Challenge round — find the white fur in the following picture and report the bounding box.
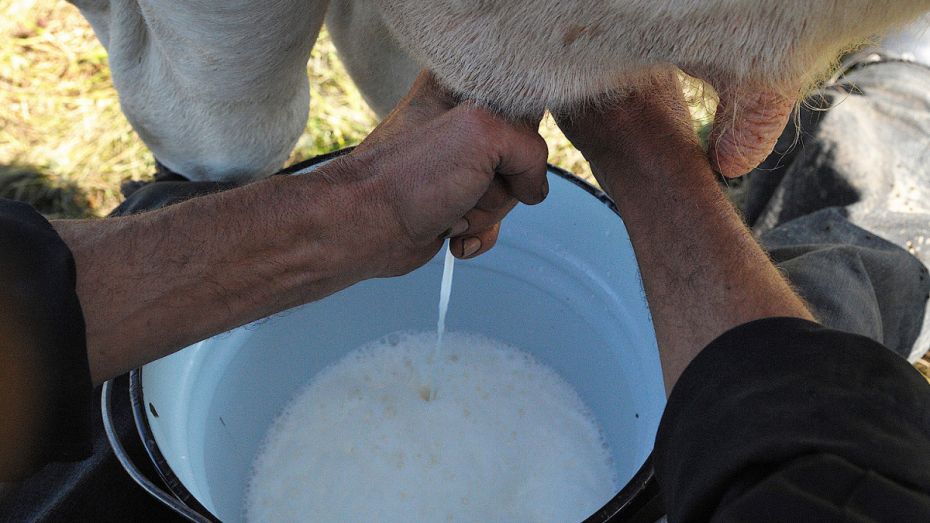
[71,1,930,181]
[371,0,930,117]
[70,0,324,182]
[326,0,422,116]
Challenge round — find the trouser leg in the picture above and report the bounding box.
[743,61,930,361]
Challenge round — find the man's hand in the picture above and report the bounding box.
[322,71,549,277]
[51,71,548,385]
[555,68,813,393]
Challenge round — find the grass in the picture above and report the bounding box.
[2,0,140,216]
[0,0,594,218]
[3,0,929,380]
[0,1,715,215]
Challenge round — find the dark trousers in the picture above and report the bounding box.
[743,61,930,361]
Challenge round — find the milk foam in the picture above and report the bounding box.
[245,331,618,522]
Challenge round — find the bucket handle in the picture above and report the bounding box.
[105,375,665,523]
[584,452,666,523]
[101,380,213,523]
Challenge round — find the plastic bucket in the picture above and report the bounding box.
[115,155,666,522]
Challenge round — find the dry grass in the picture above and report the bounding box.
[0,0,593,217]
[0,0,381,216]
[0,1,713,214]
[1,0,142,216]
[3,0,929,379]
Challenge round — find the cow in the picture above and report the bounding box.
[71,1,930,181]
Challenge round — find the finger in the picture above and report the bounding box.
[487,120,550,205]
[451,222,501,259]
[709,89,794,178]
[439,179,515,240]
[401,71,460,120]
[435,106,549,208]
[475,177,517,213]
[357,71,461,154]
[459,198,517,236]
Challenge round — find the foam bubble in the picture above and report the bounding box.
[245,331,618,522]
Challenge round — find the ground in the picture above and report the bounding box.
[0,0,597,218]
[2,0,930,381]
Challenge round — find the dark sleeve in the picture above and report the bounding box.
[0,199,92,480]
[655,317,930,522]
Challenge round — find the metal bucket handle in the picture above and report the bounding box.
[101,379,217,523]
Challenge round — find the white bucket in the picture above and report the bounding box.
[123,158,666,522]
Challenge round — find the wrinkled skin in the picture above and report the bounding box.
[372,0,930,176]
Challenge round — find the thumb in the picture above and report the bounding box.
[709,89,795,178]
[399,71,461,122]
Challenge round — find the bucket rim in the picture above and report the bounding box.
[123,148,664,523]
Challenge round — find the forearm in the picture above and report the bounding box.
[592,154,814,393]
[52,173,373,385]
[44,74,549,387]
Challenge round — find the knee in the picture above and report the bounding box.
[129,80,311,182]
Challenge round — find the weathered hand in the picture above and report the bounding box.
[556,68,813,391]
[320,71,549,277]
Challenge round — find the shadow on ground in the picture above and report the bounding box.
[0,163,94,219]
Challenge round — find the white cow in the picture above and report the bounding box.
[70,0,930,181]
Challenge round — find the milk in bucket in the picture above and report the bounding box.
[245,244,619,522]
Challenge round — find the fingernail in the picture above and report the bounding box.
[451,218,469,237]
[462,237,481,257]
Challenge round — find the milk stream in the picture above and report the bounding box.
[427,239,456,401]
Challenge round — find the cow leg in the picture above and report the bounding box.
[68,0,326,182]
[326,0,421,118]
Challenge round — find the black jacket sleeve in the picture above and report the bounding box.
[0,199,92,480]
[655,317,930,522]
